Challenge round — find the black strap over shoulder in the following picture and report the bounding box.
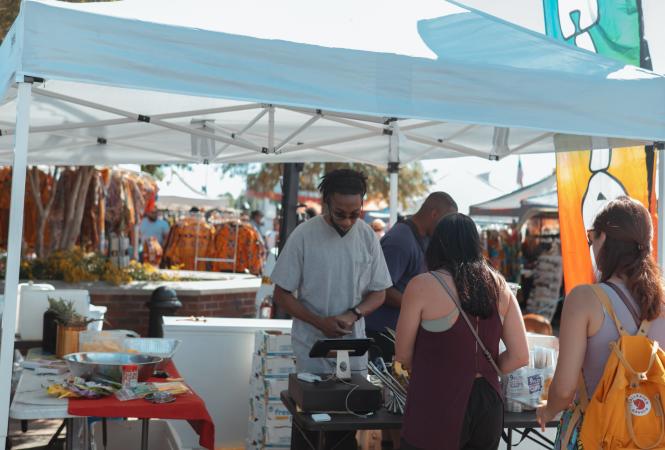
[604,281,640,328]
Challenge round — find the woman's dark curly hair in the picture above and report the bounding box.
[426,213,504,318]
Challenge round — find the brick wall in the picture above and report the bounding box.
[90,290,257,336]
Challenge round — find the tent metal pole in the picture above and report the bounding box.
[399,121,444,131]
[274,115,320,152]
[268,106,275,152]
[658,145,665,269]
[213,108,268,156]
[279,130,380,153]
[0,81,32,450]
[32,87,262,152]
[403,131,486,158]
[388,123,399,227]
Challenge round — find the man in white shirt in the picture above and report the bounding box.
[271,169,392,374]
[272,169,392,449]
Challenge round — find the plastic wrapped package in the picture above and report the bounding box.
[502,339,558,412]
[78,330,138,352]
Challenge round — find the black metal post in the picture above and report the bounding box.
[146,287,182,337]
[274,163,303,319]
[278,163,303,253]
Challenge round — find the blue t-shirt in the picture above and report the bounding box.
[139,218,170,246]
[365,221,428,332]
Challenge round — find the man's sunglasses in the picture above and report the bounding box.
[586,229,595,247]
[331,209,362,221]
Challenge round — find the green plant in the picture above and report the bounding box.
[47,297,99,328]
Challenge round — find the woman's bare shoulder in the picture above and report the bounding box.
[563,284,597,311]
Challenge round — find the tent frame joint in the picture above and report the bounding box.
[137,114,151,123]
[22,75,44,84]
[387,162,400,173]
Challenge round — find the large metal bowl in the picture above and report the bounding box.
[123,338,181,370]
[63,352,162,382]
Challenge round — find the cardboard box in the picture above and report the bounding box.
[264,425,292,447]
[261,355,296,376]
[252,399,292,423]
[255,330,293,355]
[264,377,289,400]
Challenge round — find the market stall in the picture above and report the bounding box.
[11,349,214,449]
[470,175,564,320]
[1,0,664,448]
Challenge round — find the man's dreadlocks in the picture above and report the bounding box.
[317,169,368,202]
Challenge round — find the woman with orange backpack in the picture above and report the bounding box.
[537,196,665,449]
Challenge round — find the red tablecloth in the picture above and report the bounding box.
[68,361,214,450]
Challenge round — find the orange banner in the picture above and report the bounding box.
[556,147,657,293]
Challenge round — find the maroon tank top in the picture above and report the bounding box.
[401,299,503,449]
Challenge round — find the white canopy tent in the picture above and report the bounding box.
[1,0,665,446]
[156,169,230,210]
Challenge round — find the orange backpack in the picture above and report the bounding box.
[570,285,665,449]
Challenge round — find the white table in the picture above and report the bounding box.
[10,368,88,450]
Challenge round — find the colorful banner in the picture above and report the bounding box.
[544,0,656,292]
[556,148,656,290]
[543,0,641,64]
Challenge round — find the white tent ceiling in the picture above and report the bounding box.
[0,0,663,167]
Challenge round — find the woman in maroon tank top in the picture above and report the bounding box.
[396,213,529,450]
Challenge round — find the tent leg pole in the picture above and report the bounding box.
[0,80,32,450]
[389,170,399,227]
[658,146,665,269]
[388,123,400,228]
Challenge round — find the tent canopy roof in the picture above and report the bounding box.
[469,173,557,218]
[0,0,663,166]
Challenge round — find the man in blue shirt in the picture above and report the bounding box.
[139,209,170,247]
[366,192,457,362]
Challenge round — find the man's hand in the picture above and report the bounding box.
[334,311,358,331]
[317,315,353,338]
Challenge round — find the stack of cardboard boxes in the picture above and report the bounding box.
[247,331,296,450]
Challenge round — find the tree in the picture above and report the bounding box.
[27,166,59,257]
[0,1,20,42]
[227,162,431,209]
[1,1,113,42]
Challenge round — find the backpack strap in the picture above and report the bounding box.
[560,376,589,448]
[590,284,630,337]
[604,281,651,337]
[610,340,661,384]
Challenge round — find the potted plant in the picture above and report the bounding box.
[48,297,99,358]
[42,298,64,354]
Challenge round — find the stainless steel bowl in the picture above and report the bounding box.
[63,352,162,382]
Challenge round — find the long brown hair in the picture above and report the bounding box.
[592,196,664,321]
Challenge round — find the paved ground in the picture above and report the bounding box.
[8,418,557,449]
[7,419,64,450]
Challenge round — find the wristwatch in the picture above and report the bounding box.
[349,306,363,320]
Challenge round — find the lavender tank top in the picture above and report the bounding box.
[583,282,665,396]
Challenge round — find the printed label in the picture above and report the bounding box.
[527,375,543,394]
[628,393,651,416]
